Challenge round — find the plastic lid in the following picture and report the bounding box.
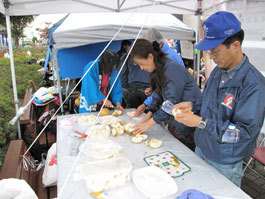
[80,136,122,159]
[79,157,132,176]
[133,166,178,198]
[77,157,132,192]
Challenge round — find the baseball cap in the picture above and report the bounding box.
[196,11,241,51]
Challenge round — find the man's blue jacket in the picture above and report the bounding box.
[195,57,265,164]
[79,60,123,113]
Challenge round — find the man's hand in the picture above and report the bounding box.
[174,113,202,127]
[173,101,192,112]
[135,104,146,117]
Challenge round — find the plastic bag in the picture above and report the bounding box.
[42,143,57,187]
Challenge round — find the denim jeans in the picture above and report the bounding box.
[195,147,243,187]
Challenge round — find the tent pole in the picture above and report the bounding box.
[196,15,201,85]
[196,0,202,85]
[5,15,22,139]
[54,50,64,114]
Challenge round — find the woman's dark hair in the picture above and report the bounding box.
[130,39,166,96]
[99,50,119,75]
[222,29,244,48]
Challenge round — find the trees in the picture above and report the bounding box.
[0,14,35,47]
[37,22,51,40]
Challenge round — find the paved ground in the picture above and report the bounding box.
[241,159,265,199]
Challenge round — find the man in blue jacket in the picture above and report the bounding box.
[173,11,265,187]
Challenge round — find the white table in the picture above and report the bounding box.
[57,109,251,199]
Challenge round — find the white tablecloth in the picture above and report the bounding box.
[57,109,251,199]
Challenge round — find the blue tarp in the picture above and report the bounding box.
[44,14,69,78]
[57,40,121,79]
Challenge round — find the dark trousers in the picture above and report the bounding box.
[123,85,148,108]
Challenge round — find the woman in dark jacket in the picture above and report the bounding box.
[131,39,201,150]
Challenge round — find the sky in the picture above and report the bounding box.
[23,14,67,41]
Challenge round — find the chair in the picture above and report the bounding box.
[243,136,265,180]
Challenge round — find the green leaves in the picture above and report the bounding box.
[0,46,45,166]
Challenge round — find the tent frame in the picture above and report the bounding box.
[5,12,22,139]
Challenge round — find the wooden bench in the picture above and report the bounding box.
[0,140,57,199]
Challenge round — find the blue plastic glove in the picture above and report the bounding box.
[176,189,214,199]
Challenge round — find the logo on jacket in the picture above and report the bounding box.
[221,94,234,109]
[79,96,91,111]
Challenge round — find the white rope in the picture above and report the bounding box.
[22,155,36,171]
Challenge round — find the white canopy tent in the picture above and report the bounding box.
[0,0,198,15]
[53,13,195,50]
[51,12,195,82]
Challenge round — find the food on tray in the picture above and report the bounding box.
[130,134,148,143]
[75,157,132,192]
[110,122,125,136]
[146,138,162,148]
[100,116,121,125]
[172,108,193,116]
[86,125,110,138]
[100,108,110,116]
[127,111,135,118]
[112,109,123,117]
[110,122,123,129]
[124,123,135,134]
[111,127,124,136]
[78,115,97,126]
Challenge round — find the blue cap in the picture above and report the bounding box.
[196,11,241,51]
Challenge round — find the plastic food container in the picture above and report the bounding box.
[85,124,110,138]
[133,166,178,199]
[79,136,122,159]
[99,115,121,126]
[75,157,132,192]
[78,115,97,126]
